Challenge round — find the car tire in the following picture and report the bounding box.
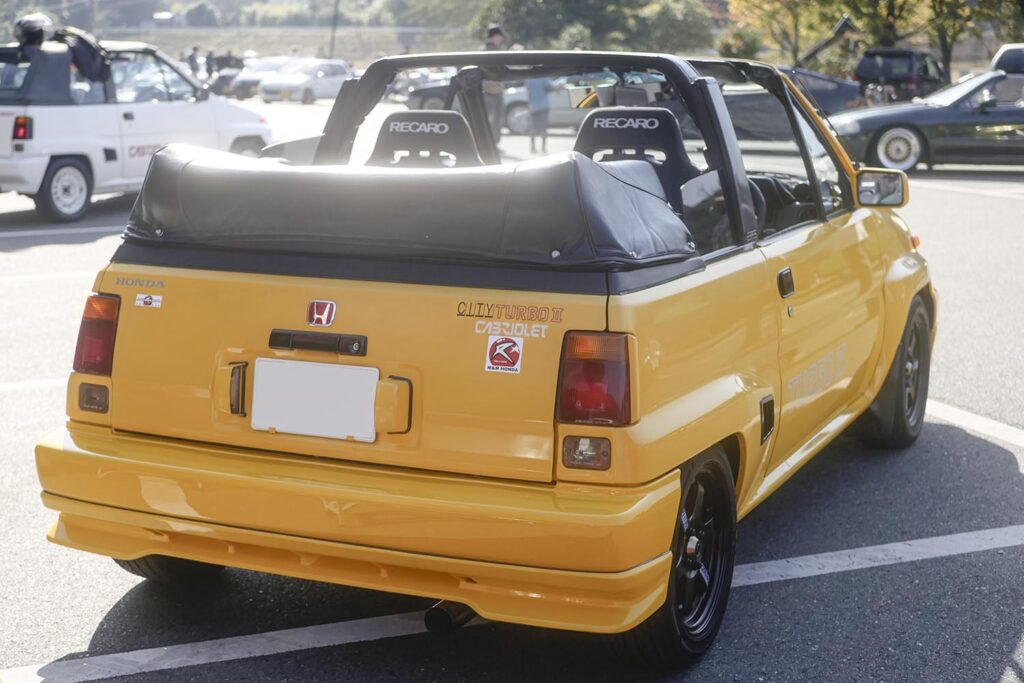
[614,445,737,669]
[505,103,531,136]
[33,157,92,222]
[302,89,316,105]
[872,127,924,171]
[114,556,225,584]
[230,138,264,158]
[857,296,932,449]
[421,96,445,110]
[262,97,272,104]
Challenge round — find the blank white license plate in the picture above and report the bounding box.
[250,358,379,443]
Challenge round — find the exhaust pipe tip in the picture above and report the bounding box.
[424,600,475,635]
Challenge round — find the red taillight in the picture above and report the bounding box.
[557,332,630,426]
[13,115,32,140]
[73,295,120,376]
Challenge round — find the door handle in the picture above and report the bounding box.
[777,267,795,298]
[122,111,134,121]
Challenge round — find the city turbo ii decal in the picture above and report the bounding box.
[389,121,450,134]
[593,117,660,130]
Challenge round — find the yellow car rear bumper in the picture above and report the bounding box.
[36,424,679,633]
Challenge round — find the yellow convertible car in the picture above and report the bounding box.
[36,51,934,669]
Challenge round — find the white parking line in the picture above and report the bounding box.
[0,377,65,393]
[0,270,94,284]
[732,523,1024,587]
[928,399,1024,451]
[0,225,122,240]
[911,180,1024,201]
[0,611,444,683]
[3,522,1024,682]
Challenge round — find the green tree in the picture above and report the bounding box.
[928,0,973,78]
[186,2,221,27]
[976,0,1024,43]
[475,0,646,49]
[718,23,763,59]
[832,0,923,48]
[630,0,714,54]
[730,0,827,64]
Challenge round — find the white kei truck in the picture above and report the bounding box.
[0,33,272,222]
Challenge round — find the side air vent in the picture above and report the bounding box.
[760,395,775,443]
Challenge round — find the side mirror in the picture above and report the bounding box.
[195,85,211,102]
[856,168,908,208]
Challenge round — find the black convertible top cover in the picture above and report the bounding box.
[126,145,697,269]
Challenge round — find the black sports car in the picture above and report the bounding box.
[778,66,866,115]
[831,70,1024,170]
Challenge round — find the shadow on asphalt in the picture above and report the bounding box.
[0,194,133,251]
[33,421,1024,682]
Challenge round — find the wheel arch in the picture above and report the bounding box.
[44,153,94,184]
[229,135,267,154]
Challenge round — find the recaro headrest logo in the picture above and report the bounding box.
[389,121,450,134]
[593,117,661,130]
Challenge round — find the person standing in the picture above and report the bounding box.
[526,76,552,154]
[186,46,200,76]
[480,25,507,145]
[205,50,216,78]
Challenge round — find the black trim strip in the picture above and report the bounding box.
[269,329,367,356]
[111,242,703,296]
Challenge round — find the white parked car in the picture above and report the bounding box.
[0,39,273,222]
[258,59,353,104]
[230,56,294,99]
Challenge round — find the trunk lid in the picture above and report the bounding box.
[101,263,606,483]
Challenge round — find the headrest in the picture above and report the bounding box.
[573,107,700,213]
[367,110,483,168]
[574,107,688,159]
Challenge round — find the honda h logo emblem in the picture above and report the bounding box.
[307,300,336,327]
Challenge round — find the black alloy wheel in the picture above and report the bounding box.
[903,311,927,428]
[674,464,732,641]
[616,446,737,669]
[856,295,931,448]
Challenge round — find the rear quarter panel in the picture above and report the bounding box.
[586,249,780,514]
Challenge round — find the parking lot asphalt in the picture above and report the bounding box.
[1,101,1023,682]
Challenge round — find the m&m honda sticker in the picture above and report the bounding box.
[485,336,523,374]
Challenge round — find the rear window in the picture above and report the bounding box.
[856,54,913,79]
[994,49,1024,74]
[0,59,29,90]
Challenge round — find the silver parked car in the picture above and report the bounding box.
[259,59,354,104]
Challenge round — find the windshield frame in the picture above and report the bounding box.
[924,72,1001,107]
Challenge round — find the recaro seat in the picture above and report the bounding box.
[367,110,483,168]
[573,107,700,212]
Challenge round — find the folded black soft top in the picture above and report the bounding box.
[126,145,697,269]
